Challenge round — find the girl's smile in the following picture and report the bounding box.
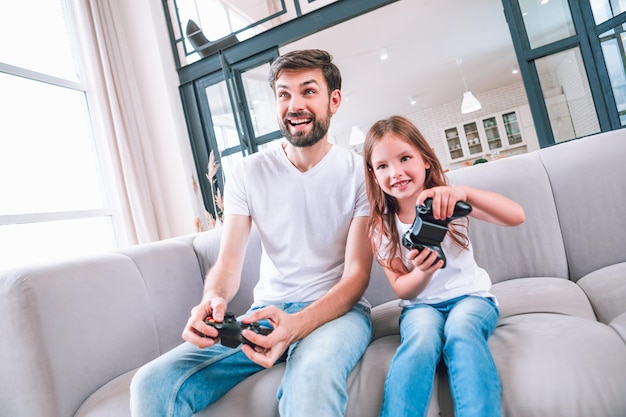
[391,179,411,191]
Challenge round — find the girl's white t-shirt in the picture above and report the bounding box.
[224,141,370,307]
[382,216,495,307]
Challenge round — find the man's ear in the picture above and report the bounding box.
[329,89,342,115]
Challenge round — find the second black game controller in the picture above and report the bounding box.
[204,312,273,348]
[402,198,472,268]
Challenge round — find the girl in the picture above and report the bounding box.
[362,116,525,417]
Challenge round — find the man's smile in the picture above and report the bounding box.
[288,117,312,126]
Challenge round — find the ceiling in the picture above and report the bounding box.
[280,0,522,138]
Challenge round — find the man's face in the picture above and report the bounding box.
[274,68,341,147]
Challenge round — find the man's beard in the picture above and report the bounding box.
[279,109,331,148]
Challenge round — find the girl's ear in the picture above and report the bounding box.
[368,167,379,184]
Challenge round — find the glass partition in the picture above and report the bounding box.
[240,62,278,137]
[165,0,340,67]
[519,0,576,49]
[599,24,626,124]
[591,0,626,24]
[535,48,600,142]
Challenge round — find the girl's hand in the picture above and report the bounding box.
[407,247,443,273]
[418,185,525,226]
[417,186,467,221]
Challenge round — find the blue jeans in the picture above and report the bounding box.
[379,295,501,417]
[130,303,372,417]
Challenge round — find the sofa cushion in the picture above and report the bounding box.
[611,312,626,343]
[370,299,401,340]
[77,334,442,417]
[491,277,596,320]
[75,370,136,417]
[491,313,626,417]
[577,262,626,324]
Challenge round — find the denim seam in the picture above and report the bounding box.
[165,347,243,416]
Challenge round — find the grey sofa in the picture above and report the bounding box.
[2,129,626,417]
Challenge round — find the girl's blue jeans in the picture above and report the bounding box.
[130,302,372,417]
[379,295,501,417]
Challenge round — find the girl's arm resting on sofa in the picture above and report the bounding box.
[418,185,525,227]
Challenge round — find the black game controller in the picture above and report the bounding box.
[402,198,472,268]
[204,312,273,349]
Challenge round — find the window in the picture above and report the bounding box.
[0,0,118,269]
[504,0,624,146]
[166,0,341,67]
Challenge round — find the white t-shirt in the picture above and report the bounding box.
[381,216,495,307]
[223,141,370,307]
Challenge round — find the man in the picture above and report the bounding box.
[130,49,373,417]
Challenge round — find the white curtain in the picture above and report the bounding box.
[86,0,167,244]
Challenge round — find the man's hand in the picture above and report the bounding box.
[181,297,228,348]
[239,305,297,368]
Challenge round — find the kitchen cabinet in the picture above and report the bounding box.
[444,109,525,162]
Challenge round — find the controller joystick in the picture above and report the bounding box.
[204,312,273,349]
[402,198,472,268]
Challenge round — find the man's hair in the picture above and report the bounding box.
[268,49,342,94]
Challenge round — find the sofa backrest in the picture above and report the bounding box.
[197,129,626,310]
[448,128,626,283]
[539,129,626,280]
[192,225,262,315]
[446,149,569,283]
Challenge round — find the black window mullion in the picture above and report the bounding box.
[569,0,619,130]
[502,0,556,146]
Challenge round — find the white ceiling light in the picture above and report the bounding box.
[461,91,482,114]
[456,58,482,114]
[349,125,366,146]
[379,47,388,61]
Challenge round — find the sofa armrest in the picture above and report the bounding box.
[0,271,58,416]
[0,253,160,417]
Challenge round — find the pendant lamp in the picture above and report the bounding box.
[456,58,482,114]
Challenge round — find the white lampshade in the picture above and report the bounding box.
[461,91,482,114]
[349,125,366,146]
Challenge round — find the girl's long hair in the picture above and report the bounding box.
[362,116,469,273]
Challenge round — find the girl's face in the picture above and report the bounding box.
[369,133,431,205]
